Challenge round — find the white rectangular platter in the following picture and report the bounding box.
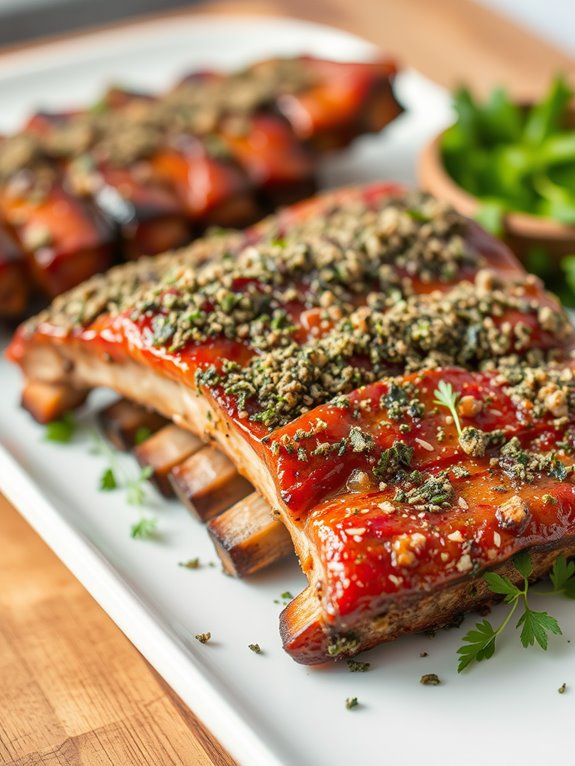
[1,16,574,766]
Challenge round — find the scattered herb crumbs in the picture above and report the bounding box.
[249,643,262,654]
[281,591,293,601]
[347,660,370,672]
[126,466,153,506]
[420,673,441,686]
[179,558,200,569]
[134,426,152,445]
[373,440,414,479]
[195,632,211,644]
[44,412,76,443]
[345,697,359,710]
[327,635,360,657]
[419,651,429,658]
[558,683,567,694]
[99,467,117,491]
[130,517,158,540]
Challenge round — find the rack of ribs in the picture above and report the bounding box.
[8,183,575,664]
[0,56,401,318]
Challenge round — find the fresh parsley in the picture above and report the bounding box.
[248,643,263,654]
[442,76,575,305]
[44,412,76,443]
[92,431,154,522]
[99,467,118,491]
[549,554,575,597]
[433,380,462,436]
[126,466,153,506]
[345,697,359,710]
[457,552,571,672]
[179,558,201,569]
[130,516,158,540]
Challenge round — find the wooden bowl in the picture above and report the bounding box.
[418,130,575,261]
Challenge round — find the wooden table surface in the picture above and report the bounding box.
[1,2,573,765]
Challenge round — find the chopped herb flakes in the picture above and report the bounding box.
[347,660,371,672]
[210,277,573,430]
[248,643,263,654]
[179,558,200,569]
[195,632,211,644]
[420,673,441,685]
[394,471,454,512]
[373,440,414,480]
[327,635,359,657]
[558,683,567,694]
[349,427,374,453]
[496,437,574,483]
[345,697,359,710]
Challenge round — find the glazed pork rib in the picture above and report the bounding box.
[0,55,401,317]
[9,183,575,664]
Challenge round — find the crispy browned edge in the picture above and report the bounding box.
[280,539,575,664]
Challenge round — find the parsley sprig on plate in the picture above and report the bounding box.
[457,551,575,672]
[45,415,157,537]
[91,430,154,508]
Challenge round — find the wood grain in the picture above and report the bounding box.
[0,1,573,764]
[0,496,235,766]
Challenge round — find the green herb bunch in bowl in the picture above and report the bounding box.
[418,75,575,305]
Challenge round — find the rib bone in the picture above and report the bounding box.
[169,447,252,521]
[207,492,293,576]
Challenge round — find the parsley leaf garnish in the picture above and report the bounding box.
[433,380,462,436]
[457,552,568,672]
[126,466,153,506]
[130,517,158,539]
[457,620,497,672]
[99,467,118,491]
[44,412,76,443]
[549,554,575,597]
[516,609,561,650]
[92,431,154,523]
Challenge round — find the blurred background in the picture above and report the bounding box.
[0,0,194,45]
[0,0,573,52]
